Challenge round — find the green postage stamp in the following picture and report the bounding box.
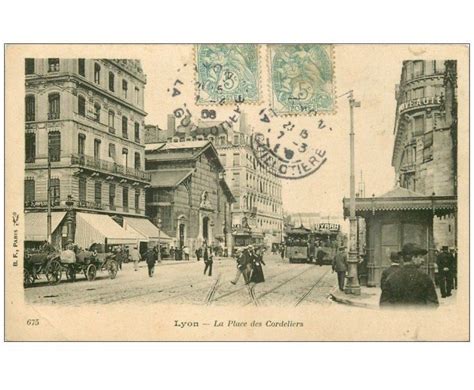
[195,44,260,105]
[269,44,335,115]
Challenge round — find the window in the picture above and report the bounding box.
[79,177,87,202]
[233,134,240,145]
[135,189,140,211]
[134,152,141,170]
[108,143,116,160]
[94,63,101,84]
[94,139,101,160]
[122,116,128,138]
[413,87,424,99]
[94,103,101,122]
[48,131,61,162]
[122,80,128,98]
[134,122,140,143]
[78,58,85,76]
[413,61,424,77]
[78,95,86,116]
[123,186,129,209]
[78,133,86,155]
[233,153,240,166]
[25,133,36,163]
[108,110,115,132]
[50,178,60,206]
[48,58,60,72]
[108,72,115,92]
[48,93,60,120]
[219,154,226,166]
[423,131,433,162]
[413,115,425,136]
[25,59,34,75]
[122,148,128,167]
[406,62,414,80]
[109,183,116,208]
[134,87,140,105]
[24,179,35,204]
[233,172,240,187]
[94,181,102,205]
[25,95,35,121]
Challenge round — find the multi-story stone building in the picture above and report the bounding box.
[24,58,156,249]
[145,141,234,256]
[145,113,284,247]
[392,60,457,247]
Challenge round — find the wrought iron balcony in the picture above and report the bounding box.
[71,153,151,182]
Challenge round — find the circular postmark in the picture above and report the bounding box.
[250,118,328,180]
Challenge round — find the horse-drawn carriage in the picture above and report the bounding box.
[24,243,119,287]
[23,244,62,287]
[59,243,119,282]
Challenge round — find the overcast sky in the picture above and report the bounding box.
[140,45,459,217]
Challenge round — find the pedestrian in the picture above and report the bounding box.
[115,246,126,270]
[195,246,202,262]
[437,246,455,298]
[203,243,213,277]
[183,245,190,261]
[145,248,157,277]
[380,243,438,307]
[129,245,141,271]
[249,246,266,284]
[279,243,285,260]
[380,251,402,290]
[316,247,326,266]
[231,246,252,285]
[332,246,348,291]
[450,248,457,290]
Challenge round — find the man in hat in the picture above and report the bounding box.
[437,246,455,298]
[380,243,438,307]
[129,245,141,272]
[332,246,348,291]
[380,251,402,291]
[230,245,253,285]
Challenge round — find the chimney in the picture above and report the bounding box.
[167,114,176,133]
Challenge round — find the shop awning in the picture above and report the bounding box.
[75,212,140,248]
[24,211,66,241]
[123,217,173,242]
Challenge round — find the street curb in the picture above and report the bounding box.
[329,291,379,310]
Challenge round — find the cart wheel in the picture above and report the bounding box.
[66,265,76,282]
[24,269,34,288]
[46,260,62,285]
[86,264,97,281]
[108,260,118,280]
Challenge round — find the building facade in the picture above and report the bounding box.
[145,141,234,256]
[392,60,457,248]
[145,113,284,247]
[24,58,152,249]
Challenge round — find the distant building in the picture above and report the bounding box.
[145,141,234,255]
[392,60,457,248]
[146,112,284,247]
[24,58,155,249]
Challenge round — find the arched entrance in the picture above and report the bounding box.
[203,216,209,243]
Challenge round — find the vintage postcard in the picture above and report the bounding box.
[4,44,469,341]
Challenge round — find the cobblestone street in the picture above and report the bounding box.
[25,254,336,306]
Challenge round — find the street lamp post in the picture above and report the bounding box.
[345,92,361,295]
[156,218,162,262]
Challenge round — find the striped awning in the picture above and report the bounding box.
[75,212,140,248]
[24,211,66,241]
[123,217,173,242]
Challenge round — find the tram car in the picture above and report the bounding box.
[312,223,342,265]
[285,226,311,263]
[232,229,265,256]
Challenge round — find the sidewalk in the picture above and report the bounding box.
[330,286,458,309]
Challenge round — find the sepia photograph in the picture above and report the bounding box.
[4,44,469,341]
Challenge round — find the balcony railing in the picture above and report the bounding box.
[77,200,103,210]
[71,153,151,181]
[48,112,60,120]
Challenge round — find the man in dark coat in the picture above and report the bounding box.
[145,248,157,277]
[380,243,438,307]
[380,251,401,290]
[203,244,213,277]
[231,247,252,285]
[195,247,202,262]
[332,246,347,291]
[437,246,455,298]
